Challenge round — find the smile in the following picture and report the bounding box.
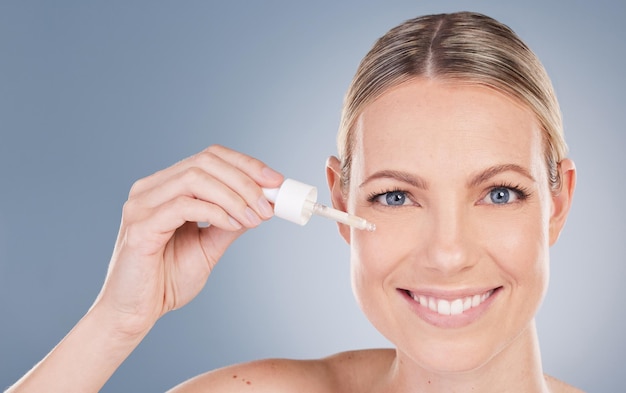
[406,289,496,316]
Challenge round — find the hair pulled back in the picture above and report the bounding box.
[338,12,567,193]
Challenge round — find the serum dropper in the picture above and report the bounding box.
[262,178,376,231]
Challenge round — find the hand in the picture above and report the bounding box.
[93,145,283,338]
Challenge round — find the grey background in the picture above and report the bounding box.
[1,1,624,392]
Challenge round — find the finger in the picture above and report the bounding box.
[131,154,279,222]
[124,196,244,257]
[197,224,246,271]
[129,145,283,198]
[205,144,283,187]
[130,164,274,226]
[185,153,276,220]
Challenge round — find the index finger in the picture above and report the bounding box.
[130,145,284,198]
[206,145,284,187]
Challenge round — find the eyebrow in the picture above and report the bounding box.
[467,164,535,188]
[359,170,429,190]
[359,164,535,190]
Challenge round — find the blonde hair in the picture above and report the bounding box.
[338,12,567,193]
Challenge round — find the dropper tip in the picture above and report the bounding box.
[365,222,376,232]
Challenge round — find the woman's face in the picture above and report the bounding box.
[329,78,573,372]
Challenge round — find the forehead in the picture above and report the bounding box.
[353,79,544,180]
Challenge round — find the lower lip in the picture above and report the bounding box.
[399,287,501,329]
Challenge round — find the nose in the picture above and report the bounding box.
[423,203,477,275]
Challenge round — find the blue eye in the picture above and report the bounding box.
[485,187,520,205]
[376,190,410,206]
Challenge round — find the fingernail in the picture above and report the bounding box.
[257,196,274,218]
[229,216,242,229]
[245,207,262,226]
[262,166,282,182]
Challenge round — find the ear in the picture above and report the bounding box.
[326,156,351,244]
[549,158,576,245]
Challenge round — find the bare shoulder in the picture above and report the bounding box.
[166,357,330,393]
[545,374,586,393]
[167,349,395,393]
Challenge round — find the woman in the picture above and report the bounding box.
[8,11,582,392]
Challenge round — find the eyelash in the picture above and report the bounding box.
[366,188,413,206]
[488,182,532,202]
[366,183,532,206]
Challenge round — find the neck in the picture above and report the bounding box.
[379,320,549,393]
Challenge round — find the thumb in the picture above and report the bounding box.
[198,225,248,270]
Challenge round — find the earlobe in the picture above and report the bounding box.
[326,156,351,244]
[549,158,577,245]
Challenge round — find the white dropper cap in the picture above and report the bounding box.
[262,178,376,231]
[262,178,317,225]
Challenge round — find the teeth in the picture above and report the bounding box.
[450,299,463,315]
[437,299,451,315]
[410,289,494,316]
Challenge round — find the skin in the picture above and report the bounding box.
[7,79,581,393]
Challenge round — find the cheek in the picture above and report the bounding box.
[349,221,417,309]
[350,231,388,299]
[483,207,551,293]
[350,219,415,276]
[349,228,401,337]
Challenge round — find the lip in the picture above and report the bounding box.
[398,286,503,329]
